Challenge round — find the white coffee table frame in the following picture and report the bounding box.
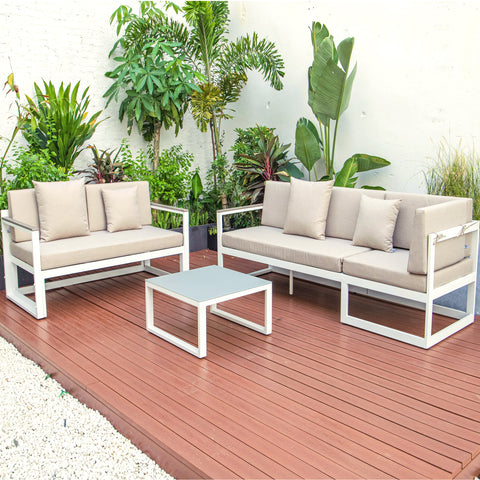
[145,266,272,358]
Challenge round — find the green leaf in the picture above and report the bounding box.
[310,22,330,53]
[334,157,358,187]
[191,171,203,199]
[294,118,322,173]
[348,153,390,172]
[337,37,354,72]
[309,56,345,121]
[283,162,304,180]
[361,185,386,190]
[339,63,357,117]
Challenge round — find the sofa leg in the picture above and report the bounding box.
[423,297,434,348]
[34,277,47,319]
[289,270,294,295]
[340,282,349,323]
[180,250,189,272]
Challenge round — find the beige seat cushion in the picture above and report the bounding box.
[222,225,371,273]
[261,180,291,229]
[352,196,401,252]
[102,185,141,233]
[10,226,183,270]
[343,248,473,293]
[325,187,385,240]
[34,179,89,241]
[283,178,334,240]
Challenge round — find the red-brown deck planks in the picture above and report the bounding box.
[1,249,479,479]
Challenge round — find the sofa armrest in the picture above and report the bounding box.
[150,203,188,215]
[216,205,263,247]
[217,204,263,217]
[433,220,479,244]
[408,199,473,275]
[216,204,263,235]
[150,203,189,248]
[1,215,39,233]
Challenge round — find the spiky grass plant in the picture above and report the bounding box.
[425,139,480,220]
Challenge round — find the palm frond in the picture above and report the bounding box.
[220,33,285,90]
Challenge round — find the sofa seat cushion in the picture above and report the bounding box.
[10,226,183,271]
[222,226,371,272]
[342,248,473,293]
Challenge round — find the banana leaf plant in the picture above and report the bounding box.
[235,130,302,203]
[295,22,390,188]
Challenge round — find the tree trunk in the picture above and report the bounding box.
[153,122,161,171]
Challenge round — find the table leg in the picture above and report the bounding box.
[146,285,207,358]
[197,305,207,358]
[210,285,272,335]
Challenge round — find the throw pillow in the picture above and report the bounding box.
[34,179,89,242]
[102,186,141,232]
[352,195,401,252]
[283,178,334,240]
[261,181,291,229]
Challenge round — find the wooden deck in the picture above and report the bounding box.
[1,250,480,479]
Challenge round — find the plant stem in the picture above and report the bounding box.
[209,119,217,189]
[331,118,340,174]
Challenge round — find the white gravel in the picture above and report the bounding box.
[0,336,175,480]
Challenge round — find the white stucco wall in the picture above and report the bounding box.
[1,0,479,193]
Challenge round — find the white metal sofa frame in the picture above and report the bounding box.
[217,205,479,349]
[1,203,189,320]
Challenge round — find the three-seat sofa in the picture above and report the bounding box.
[217,179,478,348]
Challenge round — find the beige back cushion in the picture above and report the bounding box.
[86,181,151,231]
[325,187,385,240]
[261,181,291,229]
[7,189,39,242]
[34,179,89,241]
[407,197,472,275]
[385,191,454,249]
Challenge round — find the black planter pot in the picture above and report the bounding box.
[207,232,217,251]
[173,223,216,252]
[0,255,34,291]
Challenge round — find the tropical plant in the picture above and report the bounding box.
[424,139,480,220]
[105,1,203,170]
[181,1,285,195]
[21,80,103,171]
[235,130,301,203]
[120,140,194,228]
[75,146,125,184]
[0,147,70,211]
[231,125,276,164]
[183,170,209,226]
[294,22,389,188]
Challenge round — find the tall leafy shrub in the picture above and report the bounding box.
[105,2,202,171]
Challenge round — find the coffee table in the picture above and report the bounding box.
[145,265,272,358]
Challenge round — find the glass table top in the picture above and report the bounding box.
[146,265,271,303]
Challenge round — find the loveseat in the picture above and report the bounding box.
[1,179,189,319]
[217,178,479,348]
